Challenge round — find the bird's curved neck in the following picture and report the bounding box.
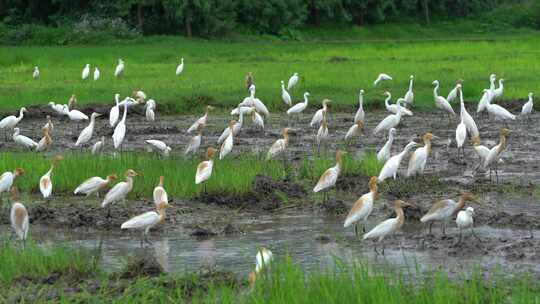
[408,78,413,91]
[395,207,405,228]
[303,95,309,104]
[283,132,289,143]
[384,95,391,107]
[359,94,363,109]
[158,208,166,223]
[455,196,466,214]
[18,109,25,119]
[126,176,134,188]
[238,112,244,124]
[424,139,432,155]
[122,105,128,121]
[497,134,508,153]
[433,84,439,97]
[336,155,343,171]
[370,184,378,200]
[388,132,394,143]
[115,96,119,105]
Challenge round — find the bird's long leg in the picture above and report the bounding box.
[455,228,462,245]
[140,231,144,247]
[381,241,386,255]
[429,222,433,235]
[495,164,499,184]
[354,224,358,238]
[471,227,481,242]
[363,222,366,233]
[442,222,446,236]
[373,243,379,255]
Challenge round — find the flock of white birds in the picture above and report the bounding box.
[5,58,536,261]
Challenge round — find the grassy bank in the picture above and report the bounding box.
[0,151,379,199]
[0,25,538,114]
[1,242,538,302]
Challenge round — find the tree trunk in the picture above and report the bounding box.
[422,0,430,24]
[185,17,192,38]
[137,3,143,30]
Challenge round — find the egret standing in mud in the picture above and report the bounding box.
[344,177,378,236]
[521,92,533,123]
[344,121,364,146]
[420,192,476,235]
[102,169,138,217]
[75,112,101,147]
[196,147,217,193]
[363,200,413,255]
[373,98,403,135]
[13,128,38,150]
[313,150,346,203]
[377,128,396,163]
[310,99,331,128]
[39,155,63,199]
[403,75,415,106]
[185,124,203,156]
[407,133,436,177]
[113,103,128,150]
[316,112,329,155]
[220,121,235,159]
[121,201,168,246]
[92,136,105,155]
[0,107,27,140]
[455,207,480,244]
[446,79,463,103]
[483,128,511,183]
[74,174,117,197]
[248,247,273,286]
[354,89,365,125]
[384,92,412,116]
[10,187,29,245]
[287,92,310,124]
[281,80,291,107]
[110,94,120,127]
[188,106,213,133]
[432,80,455,121]
[457,85,479,139]
[378,141,417,182]
[36,127,52,152]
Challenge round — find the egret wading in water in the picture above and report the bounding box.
[521,92,534,124]
[378,141,418,182]
[102,169,138,218]
[10,187,29,246]
[121,201,169,246]
[74,174,117,197]
[196,147,217,193]
[420,192,476,235]
[313,150,346,203]
[363,200,414,255]
[455,207,480,245]
[407,132,437,177]
[344,176,378,237]
[248,247,273,286]
[39,155,63,199]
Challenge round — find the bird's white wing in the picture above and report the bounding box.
[313,167,338,192]
[121,211,159,229]
[217,127,230,144]
[0,173,13,192]
[373,115,396,134]
[267,139,285,159]
[456,123,467,147]
[196,161,213,184]
[220,135,233,159]
[363,218,397,240]
[113,123,126,148]
[75,177,104,194]
[102,182,128,207]
[76,126,93,146]
[407,148,426,176]
[287,103,305,115]
[310,109,323,127]
[378,156,399,181]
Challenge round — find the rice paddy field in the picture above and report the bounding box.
[0,25,539,113]
[2,23,540,302]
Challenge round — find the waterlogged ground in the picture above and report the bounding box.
[1,102,539,277]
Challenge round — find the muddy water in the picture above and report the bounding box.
[5,197,539,278]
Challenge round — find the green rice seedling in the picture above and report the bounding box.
[0,152,286,199]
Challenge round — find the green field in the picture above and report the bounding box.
[1,25,538,114]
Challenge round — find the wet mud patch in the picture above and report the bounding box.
[319,198,348,215]
[119,254,164,278]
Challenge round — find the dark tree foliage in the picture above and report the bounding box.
[0,0,536,37]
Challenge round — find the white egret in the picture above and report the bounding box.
[188,106,213,133]
[92,136,105,155]
[82,64,90,80]
[196,147,217,191]
[344,176,378,236]
[153,176,168,207]
[114,59,124,78]
[32,66,39,79]
[377,128,396,163]
[185,125,203,155]
[146,139,172,157]
[49,102,65,116]
[384,92,412,116]
[218,111,244,144]
[75,112,101,147]
[354,89,365,124]
[483,128,511,182]
[219,121,235,159]
[455,207,479,244]
[102,169,138,216]
[113,103,128,150]
[492,79,504,101]
[363,200,413,254]
[432,80,455,118]
[313,150,346,202]
[378,141,417,182]
[521,92,533,121]
[12,128,38,149]
[110,94,120,127]
[420,192,476,235]
[145,99,156,122]
[281,80,292,106]
[39,155,63,198]
[93,67,100,80]
[373,99,403,135]
[407,133,436,177]
[373,73,392,86]
[248,247,274,285]
[0,168,24,194]
[74,174,117,197]
[121,202,168,246]
[0,107,27,139]
[10,187,29,243]
[447,80,463,103]
[310,99,331,128]
[251,109,265,129]
[267,128,290,160]
[287,92,309,120]
[403,75,414,105]
[344,121,364,144]
[457,85,479,139]
[287,73,299,90]
[176,58,184,76]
